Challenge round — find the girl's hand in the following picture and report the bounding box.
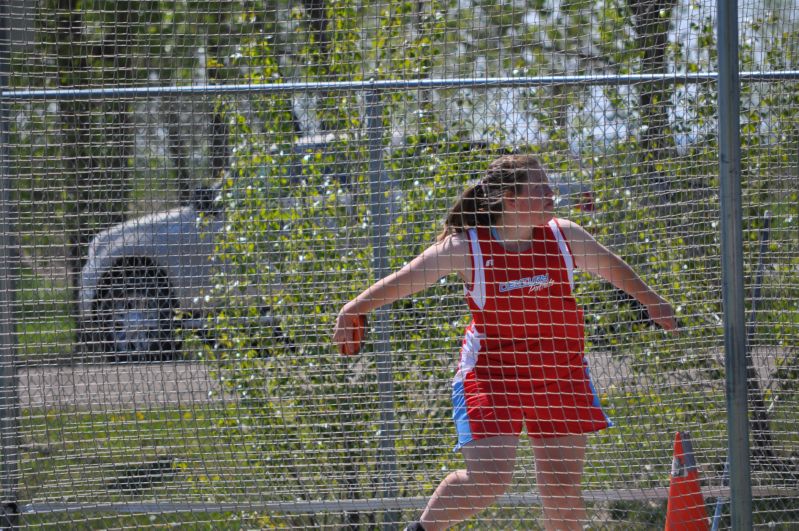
[645,297,679,332]
[333,307,367,355]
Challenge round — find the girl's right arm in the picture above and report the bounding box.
[333,233,471,350]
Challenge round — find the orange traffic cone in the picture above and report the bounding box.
[665,431,709,531]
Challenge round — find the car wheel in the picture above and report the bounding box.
[92,268,179,362]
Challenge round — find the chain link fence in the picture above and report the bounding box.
[1,0,798,528]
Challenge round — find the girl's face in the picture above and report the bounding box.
[503,173,555,226]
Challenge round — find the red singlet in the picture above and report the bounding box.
[452,218,611,447]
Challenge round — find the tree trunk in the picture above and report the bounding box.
[101,2,134,225]
[54,0,95,323]
[52,0,135,334]
[302,0,334,133]
[627,0,677,193]
[165,104,194,204]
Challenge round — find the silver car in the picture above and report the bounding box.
[79,186,228,360]
[80,185,285,361]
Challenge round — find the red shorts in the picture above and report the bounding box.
[452,360,611,450]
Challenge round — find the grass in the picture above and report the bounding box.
[15,267,77,364]
[19,406,258,529]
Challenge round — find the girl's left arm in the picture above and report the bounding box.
[557,218,678,331]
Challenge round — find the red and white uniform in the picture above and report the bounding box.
[452,218,611,448]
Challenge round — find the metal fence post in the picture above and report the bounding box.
[717,1,753,529]
[365,90,400,529]
[0,3,20,526]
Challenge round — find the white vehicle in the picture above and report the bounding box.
[79,184,229,360]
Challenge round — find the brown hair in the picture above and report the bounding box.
[436,154,545,241]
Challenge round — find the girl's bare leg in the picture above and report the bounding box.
[531,434,588,531]
[419,435,519,531]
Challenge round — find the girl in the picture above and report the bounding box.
[333,154,677,531]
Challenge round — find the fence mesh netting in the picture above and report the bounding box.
[2,0,798,529]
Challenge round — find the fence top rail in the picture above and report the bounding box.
[3,70,799,101]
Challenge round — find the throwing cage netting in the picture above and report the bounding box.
[1,0,798,528]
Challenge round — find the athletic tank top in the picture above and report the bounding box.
[458,218,585,381]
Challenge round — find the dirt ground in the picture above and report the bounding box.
[18,362,232,410]
[16,347,787,411]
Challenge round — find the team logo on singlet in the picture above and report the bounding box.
[498,275,555,294]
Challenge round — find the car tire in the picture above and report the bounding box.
[88,267,180,362]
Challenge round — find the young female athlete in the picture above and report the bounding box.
[333,154,678,531]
